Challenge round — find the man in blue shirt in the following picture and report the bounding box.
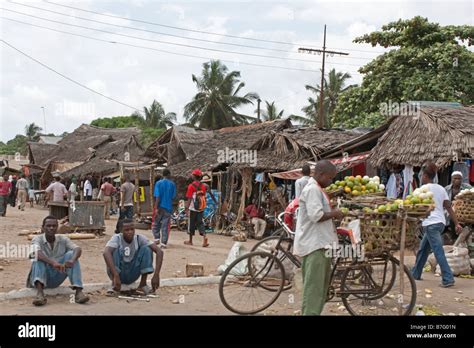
[152,169,176,248]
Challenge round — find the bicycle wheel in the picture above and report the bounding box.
[341,255,416,316]
[219,251,286,315]
[342,253,397,300]
[250,236,294,291]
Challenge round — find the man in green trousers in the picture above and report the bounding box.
[294,160,344,315]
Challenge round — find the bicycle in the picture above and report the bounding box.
[218,212,417,315]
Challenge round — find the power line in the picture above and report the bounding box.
[43,0,386,54]
[1,7,365,66]
[1,16,320,73]
[5,1,336,57]
[0,38,143,113]
[9,1,383,61]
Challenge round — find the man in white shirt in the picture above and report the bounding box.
[83,176,93,201]
[45,177,67,202]
[294,165,311,198]
[68,179,77,203]
[412,162,462,288]
[294,160,344,315]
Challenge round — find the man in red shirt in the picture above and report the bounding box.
[100,177,116,220]
[184,169,209,247]
[244,199,266,239]
[0,175,12,217]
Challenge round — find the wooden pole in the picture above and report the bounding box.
[135,168,140,216]
[149,168,154,214]
[398,210,407,316]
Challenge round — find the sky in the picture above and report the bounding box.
[0,0,472,142]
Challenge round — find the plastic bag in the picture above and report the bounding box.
[217,242,248,275]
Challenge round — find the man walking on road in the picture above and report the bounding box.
[16,174,29,211]
[100,177,116,220]
[184,169,209,247]
[152,169,176,248]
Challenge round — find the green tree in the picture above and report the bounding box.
[132,100,176,129]
[301,69,353,127]
[24,123,42,141]
[91,115,144,128]
[256,101,284,121]
[184,60,259,129]
[139,128,166,148]
[0,134,28,155]
[333,17,474,128]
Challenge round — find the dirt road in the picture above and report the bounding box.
[0,205,472,315]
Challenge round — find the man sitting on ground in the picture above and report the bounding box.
[27,215,89,306]
[103,218,163,294]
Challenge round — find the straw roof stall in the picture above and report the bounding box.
[144,126,214,165]
[369,106,474,169]
[240,127,363,171]
[27,142,58,167]
[32,124,146,179]
[164,119,292,178]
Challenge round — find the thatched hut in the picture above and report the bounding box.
[144,125,214,165]
[369,106,474,169]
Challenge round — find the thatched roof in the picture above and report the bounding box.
[251,127,361,162]
[319,121,391,159]
[31,124,146,178]
[50,124,142,163]
[28,142,58,167]
[61,158,120,178]
[369,106,474,168]
[165,119,292,177]
[145,126,214,164]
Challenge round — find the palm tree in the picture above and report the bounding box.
[132,100,176,129]
[255,101,284,121]
[301,69,353,127]
[24,123,42,141]
[184,60,259,129]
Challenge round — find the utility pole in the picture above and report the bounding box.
[257,98,261,123]
[40,106,46,133]
[298,25,349,128]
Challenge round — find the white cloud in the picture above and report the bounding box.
[1,0,471,142]
[12,85,48,100]
[159,4,186,20]
[86,80,108,95]
[266,5,295,21]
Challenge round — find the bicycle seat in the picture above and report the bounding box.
[336,228,351,237]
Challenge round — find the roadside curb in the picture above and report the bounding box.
[0,275,222,301]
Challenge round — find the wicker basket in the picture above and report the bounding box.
[404,204,435,218]
[453,199,474,224]
[359,212,418,255]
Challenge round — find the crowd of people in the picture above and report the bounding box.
[2,162,471,314]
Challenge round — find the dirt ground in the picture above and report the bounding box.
[0,205,473,315]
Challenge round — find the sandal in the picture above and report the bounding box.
[32,295,47,306]
[75,292,90,304]
[184,241,193,245]
[135,285,154,296]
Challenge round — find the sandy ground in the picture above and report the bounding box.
[0,205,472,315]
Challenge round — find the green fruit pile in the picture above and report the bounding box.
[325,175,385,196]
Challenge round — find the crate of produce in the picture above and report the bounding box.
[358,211,418,255]
[453,199,474,224]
